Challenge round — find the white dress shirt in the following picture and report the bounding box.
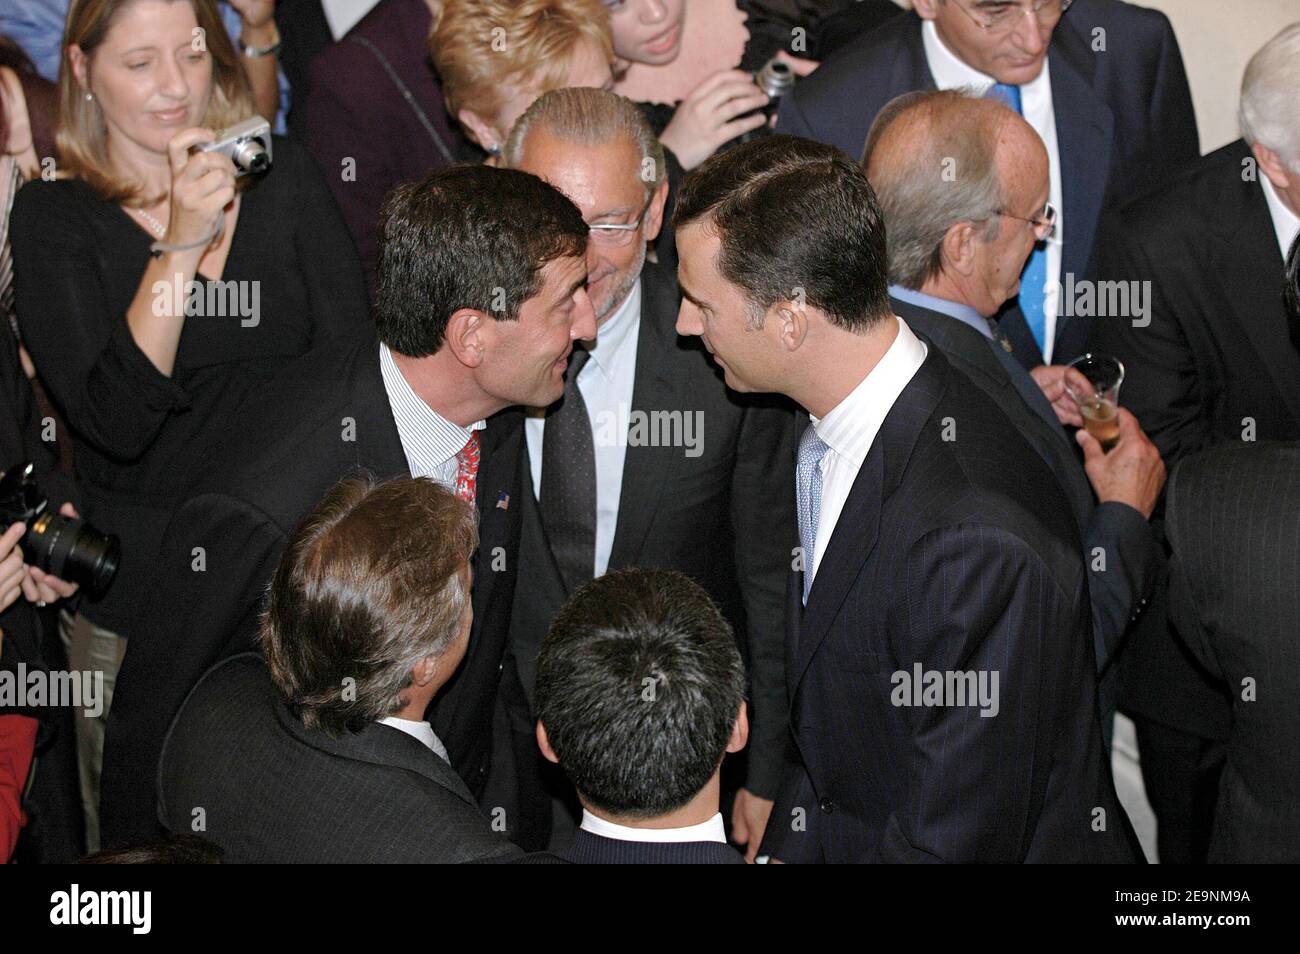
[379,343,485,486]
[526,280,642,579]
[377,715,450,764]
[806,318,928,589]
[580,809,727,844]
[922,20,1065,361]
[1261,176,1300,261]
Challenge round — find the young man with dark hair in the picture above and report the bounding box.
[102,164,596,846]
[535,567,748,864]
[673,134,1137,863]
[158,476,518,863]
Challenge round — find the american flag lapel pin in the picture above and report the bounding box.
[496,491,510,510]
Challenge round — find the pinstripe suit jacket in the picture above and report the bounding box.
[1166,442,1300,863]
[158,654,520,864]
[760,345,1138,862]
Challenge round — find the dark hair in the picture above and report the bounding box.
[535,568,746,819]
[261,476,477,737]
[79,834,224,864]
[374,164,588,356]
[671,134,892,331]
[0,35,56,160]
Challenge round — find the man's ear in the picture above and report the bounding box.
[458,108,501,154]
[642,179,671,243]
[411,654,440,688]
[443,308,489,369]
[535,721,560,764]
[726,700,749,754]
[911,0,940,21]
[772,296,811,353]
[941,221,979,277]
[1252,141,1293,191]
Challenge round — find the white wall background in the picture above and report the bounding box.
[888,0,1300,154]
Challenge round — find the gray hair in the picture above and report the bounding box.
[503,86,667,197]
[1240,22,1300,172]
[863,89,1007,290]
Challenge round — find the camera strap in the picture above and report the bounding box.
[348,36,456,165]
[148,214,226,259]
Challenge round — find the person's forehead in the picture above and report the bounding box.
[520,129,643,193]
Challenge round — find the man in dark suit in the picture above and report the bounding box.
[500,88,797,856]
[535,568,748,864]
[1160,236,1300,863]
[675,135,1137,863]
[100,165,597,847]
[1091,24,1300,863]
[158,477,519,864]
[862,89,1165,742]
[775,0,1198,371]
[304,0,480,294]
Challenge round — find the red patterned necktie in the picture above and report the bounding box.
[454,432,481,507]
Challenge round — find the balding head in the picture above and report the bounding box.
[865,89,1046,290]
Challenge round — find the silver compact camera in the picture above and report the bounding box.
[200,116,272,177]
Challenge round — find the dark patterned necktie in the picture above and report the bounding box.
[540,347,595,594]
[0,160,22,338]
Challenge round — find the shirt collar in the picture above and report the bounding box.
[890,284,993,340]
[813,317,928,469]
[580,809,726,844]
[1261,175,1300,262]
[377,715,450,764]
[921,18,1050,96]
[585,278,642,378]
[378,343,484,478]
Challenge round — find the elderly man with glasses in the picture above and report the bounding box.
[863,88,1166,751]
[776,0,1198,376]
[497,87,798,859]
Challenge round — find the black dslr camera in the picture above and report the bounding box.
[0,463,120,600]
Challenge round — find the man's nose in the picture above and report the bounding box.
[573,288,598,341]
[676,302,703,337]
[1010,8,1050,56]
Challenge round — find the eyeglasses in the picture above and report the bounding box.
[587,192,654,247]
[951,0,1073,35]
[995,201,1057,241]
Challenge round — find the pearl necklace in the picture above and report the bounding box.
[132,207,167,237]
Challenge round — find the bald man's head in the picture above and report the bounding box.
[863,89,1047,302]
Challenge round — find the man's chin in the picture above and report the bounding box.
[993,58,1047,87]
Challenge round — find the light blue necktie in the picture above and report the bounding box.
[796,424,829,604]
[990,82,1048,357]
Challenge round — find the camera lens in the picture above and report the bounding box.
[27,513,121,600]
[232,139,270,175]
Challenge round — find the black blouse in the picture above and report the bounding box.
[8,136,369,633]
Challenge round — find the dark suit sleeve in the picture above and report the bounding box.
[1145,12,1199,168]
[283,142,369,343]
[882,524,1080,863]
[102,491,287,844]
[1084,501,1163,673]
[759,735,823,863]
[1162,465,1221,684]
[1093,217,1208,465]
[10,185,191,463]
[773,82,816,140]
[729,400,798,798]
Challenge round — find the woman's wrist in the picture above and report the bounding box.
[240,20,280,53]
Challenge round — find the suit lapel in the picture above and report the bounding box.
[1049,39,1114,292]
[471,407,523,622]
[790,347,950,692]
[350,338,410,481]
[1213,180,1300,425]
[608,263,684,569]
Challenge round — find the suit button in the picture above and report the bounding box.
[819,797,834,814]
